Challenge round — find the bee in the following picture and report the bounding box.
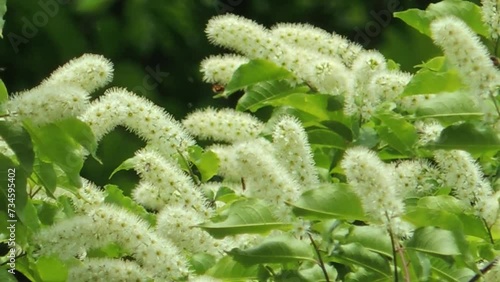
[212,83,225,94]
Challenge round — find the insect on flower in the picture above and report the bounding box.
[211,83,225,94]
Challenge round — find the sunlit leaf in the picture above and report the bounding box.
[406,227,461,256]
[229,234,315,265]
[224,59,294,96]
[291,183,365,220]
[198,198,292,238]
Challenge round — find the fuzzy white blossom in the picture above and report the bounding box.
[68,258,151,282]
[434,150,499,226]
[430,17,500,101]
[233,138,302,220]
[414,120,444,145]
[270,22,363,66]
[481,0,500,40]
[391,159,441,197]
[80,87,195,157]
[182,107,264,143]
[341,147,408,236]
[207,144,243,183]
[200,54,249,84]
[41,53,113,94]
[156,205,230,258]
[35,204,189,280]
[130,149,211,216]
[272,115,319,190]
[7,84,90,126]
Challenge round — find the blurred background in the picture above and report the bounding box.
[1,0,447,193]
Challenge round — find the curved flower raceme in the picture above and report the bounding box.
[200,54,249,84]
[182,107,264,143]
[7,84,90,126]
[129,149,211,216]
[270,22,363,67]
[430,17,500,102]
[41,53,114,94]
[434,150,499,227]
[80,87,195,157]
[272,115,319,189]
[341,147,409,236]
[35,204,189,280]
[205,14,354,96]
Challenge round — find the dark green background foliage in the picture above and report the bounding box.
[2,0,438,192]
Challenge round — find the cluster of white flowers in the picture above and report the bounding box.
[80,87,195,157]
[182,107,264,142]
[341,147,409,236]
[481,0,500,40]
[6,54,112,126]
[68,258,151,282]
[391,159,441,197]
[35,204,190,280]
[430,17,500,107]
[200,54,249,84]
[204,14,414,120]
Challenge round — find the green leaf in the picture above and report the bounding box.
[300,264,338,282]
[402,57,464,96]
[56,118,98,159]
[20,200,41,232]
[224,59,294,97]
[291,183,365,220]
[0,0,5,38]
[188,145,220,182]
[0,268,17,282]
[205,256,259,280]
[0,79,8,107]
[33,160,57,198]
[35,256,68,282]
[331,243,392,277]
[258,93,337,120]
[394,0,488,37]
[307,128,347,150]
[406,227,461,256]
[37,201,60,226]
[109,157,135,178]
[236,80,309,112]
[104,185,156,225]
[190,253,216,275]
[24,121,85,188]
[228,234,315,265]
[426,122,500,154]
[428,256,475,282]
[415,92,482,125]
[198,198,292,239]
[0,121,34,175]
[374,110,418,155]
[344,226,393,258]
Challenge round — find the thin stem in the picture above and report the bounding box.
[388,225,400,282]
[307,232,330,282]
[488,90,500,118]
[468,257,499,282]
[482,218,495,245]
[396,242,411,282]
